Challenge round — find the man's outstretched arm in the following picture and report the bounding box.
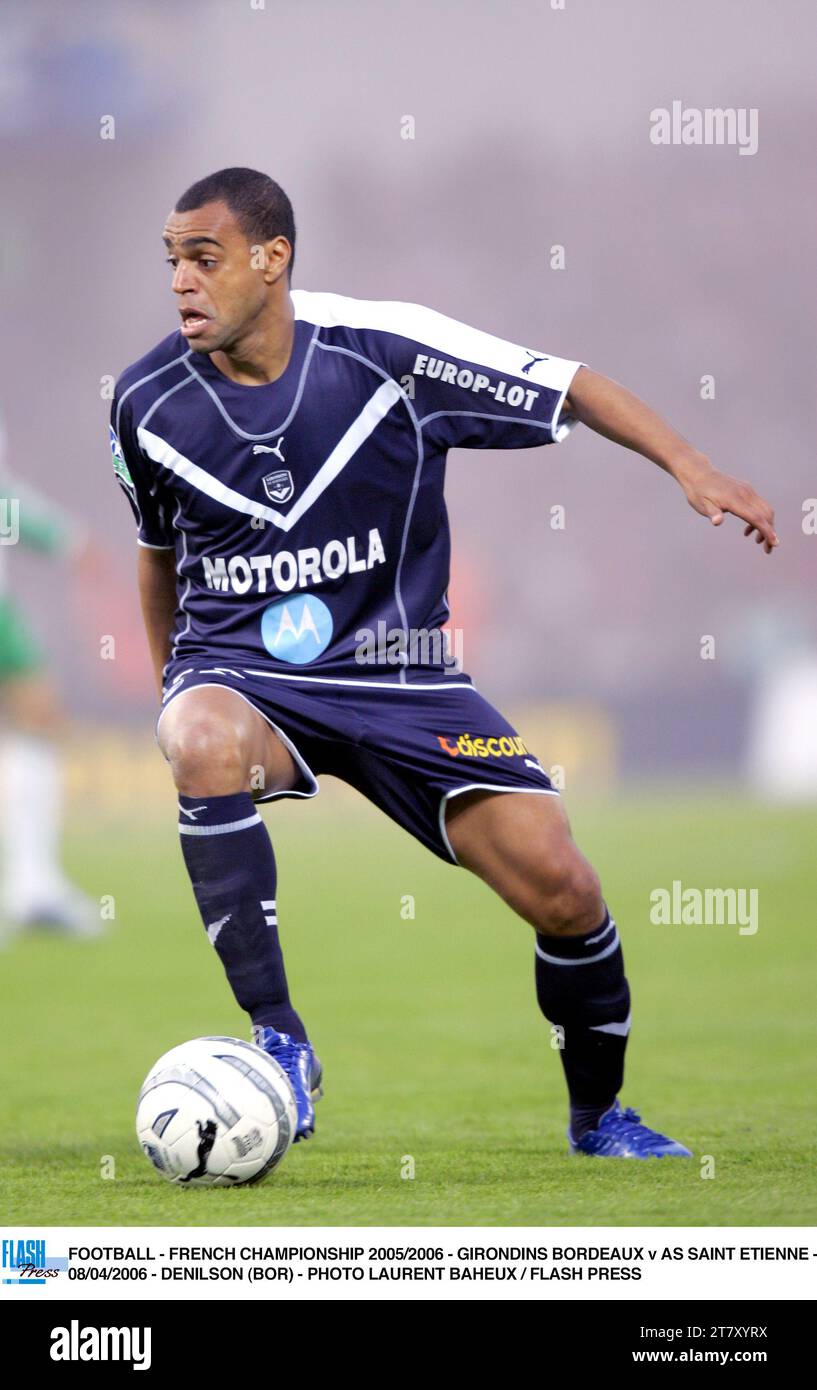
[564,367,778,554]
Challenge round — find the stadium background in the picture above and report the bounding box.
[0,0,814,1224]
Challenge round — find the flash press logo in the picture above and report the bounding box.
[50,1321,152,1372]
[2,1236,69,1285]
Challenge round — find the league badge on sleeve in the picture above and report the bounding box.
[109,425,134,489]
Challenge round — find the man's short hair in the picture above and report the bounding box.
[175,167,296,275]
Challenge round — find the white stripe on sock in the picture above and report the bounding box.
[585,916,616,946]
[207,914,231,945]
[589,1011,632,1037]
[179,813,262,836]
[535,930,620,966]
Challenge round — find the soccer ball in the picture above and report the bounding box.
[135,1035,297,1187]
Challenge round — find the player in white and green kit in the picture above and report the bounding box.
[0,416,99,935]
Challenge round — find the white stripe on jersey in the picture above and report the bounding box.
[137,377,404,533]
[291,289,584,399]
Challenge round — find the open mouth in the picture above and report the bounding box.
[179,307,213,338]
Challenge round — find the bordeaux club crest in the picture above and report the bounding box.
[253,439,294,504]
[262,469,294,504]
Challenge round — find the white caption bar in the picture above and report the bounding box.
[2,1227,815,1302]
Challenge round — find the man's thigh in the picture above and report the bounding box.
[446,784,575,879]
[445,787,603,934]
[320,680,559,862]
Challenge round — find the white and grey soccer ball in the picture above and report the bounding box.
[136,1036,297,1187]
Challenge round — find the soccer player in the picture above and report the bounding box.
[0,415,99,936]
[112,168,776,1159]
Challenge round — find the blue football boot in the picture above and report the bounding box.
[252,1026,323,1142]
[569,1100,692,1158]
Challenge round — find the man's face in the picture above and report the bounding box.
[162,200,269,353]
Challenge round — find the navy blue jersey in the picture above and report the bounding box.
[111,291,583,683]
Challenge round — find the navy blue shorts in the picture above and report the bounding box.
[157,661,558,863]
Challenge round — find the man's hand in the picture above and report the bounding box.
[678,460,779,555]
[565,366,779,557]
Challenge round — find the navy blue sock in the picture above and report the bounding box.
[534,909,631,1140]
[178,792,306,1042]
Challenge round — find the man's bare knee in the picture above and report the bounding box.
[161,714,251,796]
[535,853,604,935]
[158,688,298,798]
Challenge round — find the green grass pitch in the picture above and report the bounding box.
[1,788,813,1226]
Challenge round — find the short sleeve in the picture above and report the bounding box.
[110,391,175,549]
[388,302,584,452]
